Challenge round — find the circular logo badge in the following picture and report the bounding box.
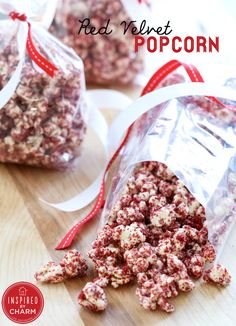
[1,282,44,324]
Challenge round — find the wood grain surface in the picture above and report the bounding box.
[0,86,235,326]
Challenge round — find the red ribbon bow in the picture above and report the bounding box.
[9,11,58,77]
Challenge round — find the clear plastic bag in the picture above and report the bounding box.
[0,1,87,169]
[102,95,236,246]
[81,75,236,312]
[50,0,145,85]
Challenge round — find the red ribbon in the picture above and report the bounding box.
[56,59,236,250]
[9,11,58,77]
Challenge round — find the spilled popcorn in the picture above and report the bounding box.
[78,162,232,312]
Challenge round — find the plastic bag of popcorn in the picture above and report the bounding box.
[72,62,236,312]
[50,0,150,85]
[0,1,87,169]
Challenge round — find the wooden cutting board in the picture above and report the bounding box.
[0,86,235,326]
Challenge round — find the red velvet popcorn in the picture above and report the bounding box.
[148,194,167,208]
[185,254,205,279]
[92,225,115,248]
[116,207,145,226]
[156,238,173,257]
[81,161,232,313]
[50,0,144,85]
[0,34,86,169]
[150,204,176,227]
[112,222,147,250]
[78,282,108,312]
[203,264,231,287]
[92,277,109,288]
[35,249,88,283]
[124,243,163,274]
[34,262,64,284]
[202,242,216,263]
[166,254,195,292]
[93,263,134,288]
[60,249,88,278]
[88,245,122,267]
[136,270,177,312]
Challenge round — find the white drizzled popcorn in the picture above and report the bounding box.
[78,282,108,312]
[35,249,88,283]
[79,161,232,312]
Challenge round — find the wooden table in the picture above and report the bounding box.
[0,86,235,326]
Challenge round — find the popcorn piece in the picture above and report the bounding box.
[124,243,163,274]
[166,254,187,275]
[158,180,175,197]
[130,199,148,215]
[35,250,87,283]
[148,194,167,208]
[172,228,187,252]
[156,238,173,256]
[185,254,205,279]
[95,263,134,288]
[150,205,176,227]
[78,282,107,312]
[92,225,114,248]
[93,277,109,288]
[175,202,189,219]
[188,198,201,216]
[113,222,146,250]
[116,207,145,226]
[202,242,216,263]
[177,278,195,292]
[88,246,122,267]
[60,249,88,278]
[157,297,175,313]
[34,262,64,284]
[203,264,231,287]
[155,162,175,180]
[110,265,134,288]
[136,271,177,312]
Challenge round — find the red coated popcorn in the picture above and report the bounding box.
[156,238,173,256]
[155,163,175,180]
[78,282,108,312]
[94,263,134,288]
[109,265,134,288]
[113,222,147,250]
[203,264,232,287]
[158,180,175,197]
[148,194,167,208]
[35,249,88,283]
[92,225,115,248]
[166,254,195,292]
[124,243,163,274]
[81,161,232,313]
[0,32,86,169]
[50,0,144,85]
[150,204,176,227]
[116,207,145,226]
[92,277,109,288]
[185,254,205,279]
[34,262,64,284]
[88,245,122,267]
[202,242,216,263]
[60,249,88,278]
[136,270,177,312]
